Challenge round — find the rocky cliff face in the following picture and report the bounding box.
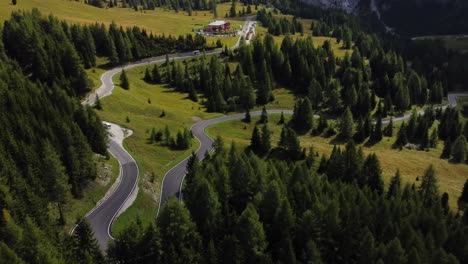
[298,0,362,12]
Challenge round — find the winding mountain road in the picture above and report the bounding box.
[77,12,468,253]
[77,16,256,251]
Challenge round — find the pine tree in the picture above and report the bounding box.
[158,197,203,263]
[260,125,271,155]
[243,108,251,123]
[278,111,285,125]
[441,192,450,214]
[94,94,102,110]
[382,238,407,264]
[450,135,467,163]
[387,169,402,198]
[291,98,314,134]
[236,203,268,263]
[189,176,221,240]
[441,138,452,159]
[152,64,161,83]
[279,126,302,160]
[420,165,439,207]
[339,107,354,141]
[42,142,71,225]
[164,125,171,146]
[370,115,383,143]
[120,69,130,89]
[383,118,393,137]
[250,126,262,154]
[212,0,218,18]
[394,122,408,147]
[458,180,468,211]
[229,0,236,18]
[73,220,104,263]
[429,128,438,148]
[362,153,384,194]
[260,106,268,124]
[144,67,152,82]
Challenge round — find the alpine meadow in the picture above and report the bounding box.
[0,0,467,263]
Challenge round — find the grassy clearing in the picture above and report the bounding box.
[97,62,221,233]
[206,114,468,210]
[0,1,242,48]
[60,155,120,230]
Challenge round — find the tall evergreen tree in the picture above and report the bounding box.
[383,118,393,137]
[451,135,467,163]
[236,203,268,263]
[120,69,130,89]
[152,64,161,83]
[250,126,262,154]
[362,153,384,194]
[458,180,468,212]
[260,125,272,155]
[420,165,439,207]
[260,106,268,124]
[73,220,104,263]
[441,138,452,159]
[243,108,252,123]
[387,169,402,198]
[157,197,203,263]
[42,142,71,225]
[339,107,354,141]
[394,122,408,147]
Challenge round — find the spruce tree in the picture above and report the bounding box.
[229,0,236,17]
[429,128,438,148]
[278,111,285,125]
[236,203,268,263]
[189,177,221,240]
[243,108,251,123]
[395,122,408,147]
[382,238,407,264]
[152,64,161,83]
[383,118,393,137]
[144,67,152,82]
[420,165,439,207]
[441,192,450,214]
[94,95,102,110]
[73,220,104,263]
[451,135,467,163]
[387,169,402,198]
[42,142,71,225]
[441,138,452,159]
[212,0,218,18]
[260,106,268,124]
[339,107,354,141]
[157,197,203,263]
[362,153,384,194]
[260,125,271,155]
[458,180,468,211]
[120,69,130,89]
[250,126,262,154]
[370,115,383,143]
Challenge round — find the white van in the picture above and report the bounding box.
[193,50,200,55]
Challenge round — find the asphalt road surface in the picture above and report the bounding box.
[85,140,138,251]
[76,16,257,251]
